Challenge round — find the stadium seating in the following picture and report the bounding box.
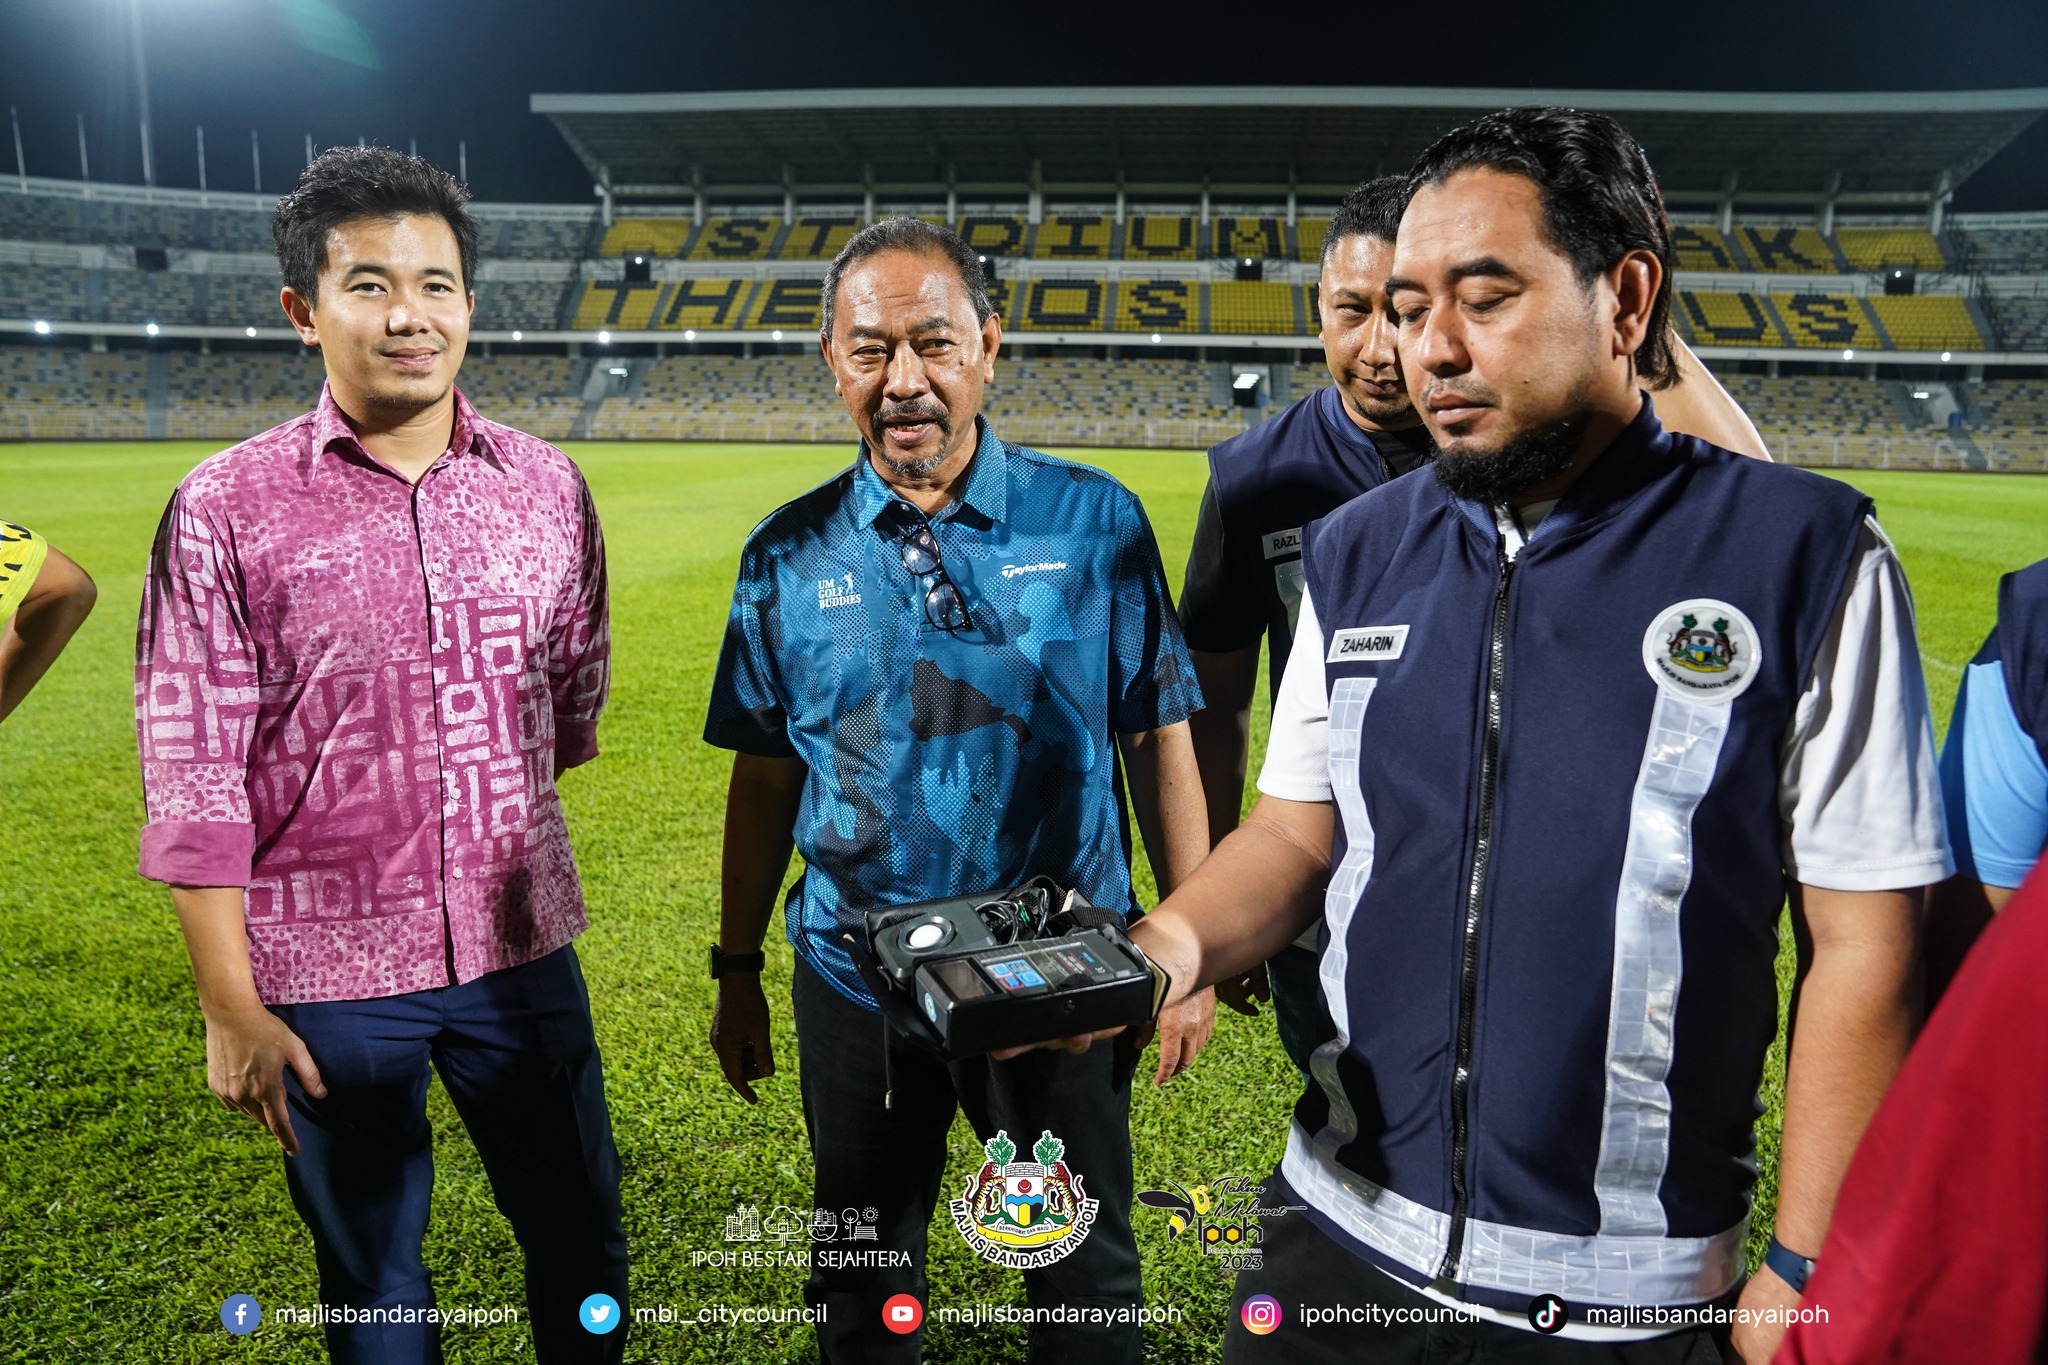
[1124,216,1199,261]
[1834,228,1947,271]
[1737,226,1840,273]
[1670,225,1743,271]
[1294,218,1329,263]
[744,278,824,329]
[1866,294,1984,351]
[1990,296,2048,351]
[1212,217,1285,261]
[474,279,570,330]
[1770,293,1878,349]
[1114,279,1198,334]
[1675,291,1787,347]
[0,346,149,439]
[955,215,1029,257]
[1207,280,1298,334]
[161,348,327,440]
[1032,215,1114,259]
[597,218,693,258]
[780,217,863,260]
[687,217,781,261]
[483,215,597,260]
[1011,278,1109,331]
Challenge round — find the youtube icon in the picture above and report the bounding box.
[882,1293,924,1334]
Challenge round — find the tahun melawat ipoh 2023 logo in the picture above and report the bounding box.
[950,1129,1098,1269]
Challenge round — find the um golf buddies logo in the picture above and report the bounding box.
[817,572,861,610]
[950,1129,1097,1269]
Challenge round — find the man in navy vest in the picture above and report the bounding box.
[1180,178,1772,1085]
[1093,109,1949,1361]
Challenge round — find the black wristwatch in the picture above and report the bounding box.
[709,944,766,979]
[1764,1235,1817,1294]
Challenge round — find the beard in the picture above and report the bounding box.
[869,399,955,477]
[1431,410,1590,505]
[363,378,452,413]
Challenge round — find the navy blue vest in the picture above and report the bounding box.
[1287,400,1870,1314]
[1996,559,2048,768]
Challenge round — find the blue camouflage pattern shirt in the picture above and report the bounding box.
[704,420,1203,1008]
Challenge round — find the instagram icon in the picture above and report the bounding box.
[1240,1294,1283,1335]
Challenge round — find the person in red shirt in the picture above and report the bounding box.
[1776,856,2048,1364]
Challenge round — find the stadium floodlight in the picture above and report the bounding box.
[1150,333,1161,343]
[771,329,784,341]
[598,330,611,344]
[1842,349,1854,360]
[1913,390,1931,399]
[685,329,696,341]
[1233,372,1261,391]
[32,319,50,334]
[511,329,523,341]
[146,321,160,336]
[1941,351,1952,361]
[608,366,628,376]
[244,326,256,337]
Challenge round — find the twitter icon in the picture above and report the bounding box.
[579,1293,621,1335]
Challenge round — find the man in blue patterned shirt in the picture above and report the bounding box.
[703,218,1213,1364]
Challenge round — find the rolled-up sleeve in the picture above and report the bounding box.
[135,489,260,886]
[549,472,611,770]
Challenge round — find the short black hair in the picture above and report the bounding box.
[1322,175,1408,265]
[1407,107,1676,388]
[273,145,480,304]
[820,217,994,339]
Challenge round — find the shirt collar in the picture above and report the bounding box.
[310,380,494,469]
[852,416,1010,527]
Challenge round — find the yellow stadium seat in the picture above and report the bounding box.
[1295,218,1329,263]
[1213,217,1284,261]
[1114,279,1197,334]
[1012,279,1107,331]
[1835,228,1947,272]
[1670,226,1740,271]
[1126,216,1197,261]
[1738,227,1837,273]
[573,280,664,329]
[688,218,781,261]
[652,278,756,330]
[1207,281,1297,335]
[1677,291,1785,346]
[1866,295,1983,351]
[747,277,823,329]
[956,215,1027,256]
[598,218,691,258]
[1771,293,1877,349]
[780,217,862,260]
[1033,214,1113,259]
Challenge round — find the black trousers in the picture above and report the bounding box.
[272,945,628,1365]
[791,956,1143,1365]
[1224,1185,1728,1364]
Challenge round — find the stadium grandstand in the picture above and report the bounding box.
[5,84,2048,470]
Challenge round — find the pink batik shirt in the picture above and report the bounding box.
[135,382,610,1005]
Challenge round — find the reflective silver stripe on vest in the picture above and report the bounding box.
[1283,1124,1748,1306]
[1593,691,1730,1237]
[1309,676,1377,1147]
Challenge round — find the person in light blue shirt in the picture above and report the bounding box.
[701,217,1213,1365]
[1942,558,2048,904]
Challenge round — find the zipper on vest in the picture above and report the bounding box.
[1434,533,1517,1290]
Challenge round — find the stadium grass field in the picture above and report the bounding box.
[4,438,2046,1364]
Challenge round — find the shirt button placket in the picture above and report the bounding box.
[417,477,461,981]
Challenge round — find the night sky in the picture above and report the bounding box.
[3,0,2045,211]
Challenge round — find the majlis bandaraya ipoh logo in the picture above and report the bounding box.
[950,1129,1097,1268]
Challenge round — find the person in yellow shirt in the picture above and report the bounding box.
[0,520,97,722]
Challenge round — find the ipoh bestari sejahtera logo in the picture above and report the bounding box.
[950,1129,1097,1268]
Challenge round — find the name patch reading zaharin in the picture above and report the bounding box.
[1642,598,1761,704]
[1326,625,1409,662]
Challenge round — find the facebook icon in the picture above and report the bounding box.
[219,1294,262,1335]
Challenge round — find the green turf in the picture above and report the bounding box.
[3,442,2045,1363]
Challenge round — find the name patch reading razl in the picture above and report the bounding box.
[1262,528,1303,560]
[1327,625,1409,662]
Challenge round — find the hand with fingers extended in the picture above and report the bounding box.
[1212,961,1270,1017]
[1146,985,1216,1085]
[202,1002,326,1157]
[711,974,777,1103]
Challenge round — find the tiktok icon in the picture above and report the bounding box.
[1527,1293,1567,1335]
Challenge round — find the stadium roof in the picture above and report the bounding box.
[532,85,2048,206]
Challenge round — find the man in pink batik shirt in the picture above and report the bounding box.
[135,147,626,1365]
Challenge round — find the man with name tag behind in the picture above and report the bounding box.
[1179,176,1772,1085]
